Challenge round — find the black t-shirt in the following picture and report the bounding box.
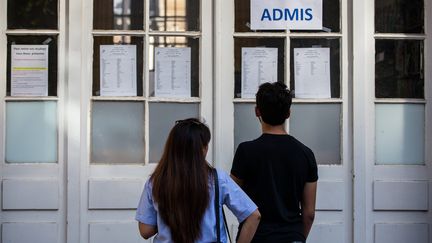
[231,133,318,242]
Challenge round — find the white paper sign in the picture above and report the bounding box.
[251,0,322,30]
[11,45,49,96]
[100,45,137,96]
[241,48,278,98]
[294,48,331,98]
[154,47,191,98]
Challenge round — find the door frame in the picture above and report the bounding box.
[353,1,432,243]
[66,0,214,242]
[213,0,353,241]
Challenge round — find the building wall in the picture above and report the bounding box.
[0,0,431,243]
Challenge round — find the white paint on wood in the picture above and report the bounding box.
[375,223,429,243]
[88,180,144,209]
[2,179,59,210]
[307,223,344,243]
[373,181,428,211]
[89,222,148,243]
[316,181,344,211]
[2,222,57,243]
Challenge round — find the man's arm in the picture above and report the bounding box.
[237,209,261,243]
[301,181,317,238]
[138,223,157,239]
[230,174,244,187]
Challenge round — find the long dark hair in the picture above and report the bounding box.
[151,118,212,243]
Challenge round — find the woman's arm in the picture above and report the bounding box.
[237,209,261,243]
[138,222,157,239]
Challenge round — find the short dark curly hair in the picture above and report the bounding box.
[256,82,292,126]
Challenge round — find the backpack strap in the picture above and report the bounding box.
[213,168,232,243]
[214,168,221,243]
[223,206,231,243]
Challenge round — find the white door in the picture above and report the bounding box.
[0,0,67,242]
[214,0,353,242]
[0,0,213,242]
[66,0,213,243]
[353,1,432,243]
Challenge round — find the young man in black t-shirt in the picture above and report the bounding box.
[231,82,318,243]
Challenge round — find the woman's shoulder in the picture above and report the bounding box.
[144,176,153,190]
[214,168,233,185]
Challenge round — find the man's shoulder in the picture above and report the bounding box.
[288,135,314,154]
[237,134,315,160]
[239,135,311,149]
[237,137,262,149]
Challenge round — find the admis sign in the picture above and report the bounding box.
[251,0,322,30]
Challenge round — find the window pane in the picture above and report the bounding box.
[93,0,144,30]
[292,0,340,33]
[7,0,57,29]
[290,104,341,165]
[234,0,283,33]
[149,0,200,31]
[149,36,199,97]
[91,102,145,164]
[149,103,199,163]
[375,0,424,33]
[375,40,424,98]
[6,101,57,163]
[376,104,424,165]
[7,35,58,96]
[234,38,285,98]
[235,0,340,32]
[234,103,261,150]
[93,36,143,96]
[290,38,341,98]
[234,0,252,32]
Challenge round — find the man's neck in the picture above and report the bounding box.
[261,122,287,135]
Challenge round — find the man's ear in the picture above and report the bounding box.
[286,109,291,119]
[255,106,261,117]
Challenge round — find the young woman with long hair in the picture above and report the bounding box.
[136,118,261,243]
